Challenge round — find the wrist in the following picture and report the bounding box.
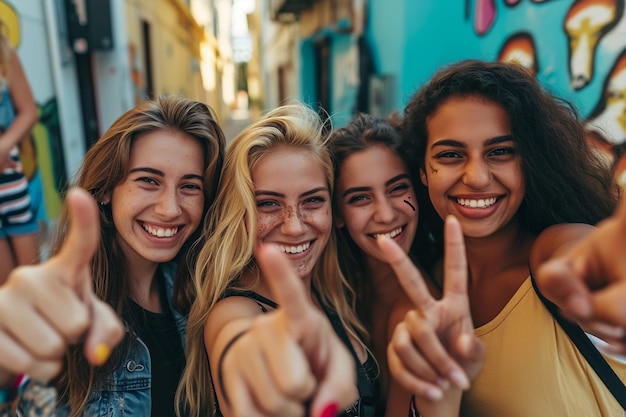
[217,329,249,405]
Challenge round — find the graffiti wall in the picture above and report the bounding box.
[2,1,65,224]
[370,0,626,188]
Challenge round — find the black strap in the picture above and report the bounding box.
[531,275,626,410]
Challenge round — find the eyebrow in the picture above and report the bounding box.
[255,186,330,198]
[430,134,514,149]
[342,173,410,197]
[129,167,204,181]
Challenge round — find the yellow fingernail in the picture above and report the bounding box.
[93,344,111,366]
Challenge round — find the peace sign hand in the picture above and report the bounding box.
[381,216,485,401]
[0,188,124,386]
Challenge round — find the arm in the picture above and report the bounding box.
[0,48,37,167]
[532,197,626,352]
[206,244,357,417]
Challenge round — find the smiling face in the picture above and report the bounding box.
[252,145,332,280]
[421,95,525,238]
[109,129,205,270]
[335,144,418,262]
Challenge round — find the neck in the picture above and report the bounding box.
[127,259,161,312]
[464,222,534,286]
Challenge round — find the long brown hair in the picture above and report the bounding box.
[51,96,225,416]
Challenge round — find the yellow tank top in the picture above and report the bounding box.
[463,278,626,417]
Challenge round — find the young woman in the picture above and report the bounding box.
[329,114,484,417]
[0,96,225,417]
[0,19,39,284]
[387,59,624,416]
[178,103,379,417]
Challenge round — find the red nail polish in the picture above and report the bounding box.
[319,402,339,417]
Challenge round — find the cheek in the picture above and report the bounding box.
[182,197,205,226]
[257,213,282,239]
[302,207,332,233]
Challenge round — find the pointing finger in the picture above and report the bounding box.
[377,236,435,311]
[442,216,469,297]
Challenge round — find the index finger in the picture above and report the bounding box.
[54,187,101,285]
[377,235,435,310]
[255,243,313,324]
[442,215,469,297]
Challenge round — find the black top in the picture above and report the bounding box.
[128,280,186,417]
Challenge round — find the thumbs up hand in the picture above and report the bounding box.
[0,188,125,386]
[211,243,357,417]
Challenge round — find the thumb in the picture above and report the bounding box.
[83,297,125,366]
[56,187,101,287]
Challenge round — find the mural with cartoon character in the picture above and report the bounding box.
[1,1,65,225]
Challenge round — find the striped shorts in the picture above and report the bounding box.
[0,147,37,238]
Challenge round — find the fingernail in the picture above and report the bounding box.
[449,370,470,390]
[319,402,339,417]
[93,344,111,366]
[425,387,443,401]
[435,377,449,389]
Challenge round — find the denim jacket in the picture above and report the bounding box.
[9,262,187,417]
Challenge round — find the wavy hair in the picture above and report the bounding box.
[50,96,225,416]
[402,59,618,244]
[178,103,368,417]
[328,113,438,324]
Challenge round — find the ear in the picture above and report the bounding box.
[420,167,428,187]
[100,191,111,205]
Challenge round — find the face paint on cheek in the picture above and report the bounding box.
[430,163,438,174]
[404,198,416,212]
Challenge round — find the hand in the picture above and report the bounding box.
[534,196,626,352]
[0,188,125,384]
[381,216,485,401]
[217,243,357,417]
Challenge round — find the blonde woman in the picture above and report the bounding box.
[178,103,381,417]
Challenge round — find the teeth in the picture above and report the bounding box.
[456,197,497,208]
[280,241,311,254]
[143,223,179,237]
[373,227,403,239]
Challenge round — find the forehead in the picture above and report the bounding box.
[427,96,510,143]
[252,145,328,191]
[337,145,407,186]
[129,129,204,170]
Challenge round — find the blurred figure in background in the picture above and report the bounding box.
[0,19,39,285]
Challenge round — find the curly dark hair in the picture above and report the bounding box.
[402,59,618,244]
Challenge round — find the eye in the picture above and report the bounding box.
[182,183,203,191]
[488,147,516,159]
[256,200,279,208]
[390,183,411,195]
[347,194,369,204]
[436,151,462,159]
[303,195,327,207]
[137,177,158,185]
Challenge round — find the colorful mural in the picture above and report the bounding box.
[2,1,65,222]
[462,0,626,187]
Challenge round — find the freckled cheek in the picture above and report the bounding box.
[302,208,332,234]
[256,214,282,240]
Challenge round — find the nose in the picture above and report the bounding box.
[281,207,306,236]
[154,189,182,218]
[373,197,396,224]
[462,158,492,189]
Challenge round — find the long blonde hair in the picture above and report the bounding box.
[51,96,225,416]
[177,103,367,417]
